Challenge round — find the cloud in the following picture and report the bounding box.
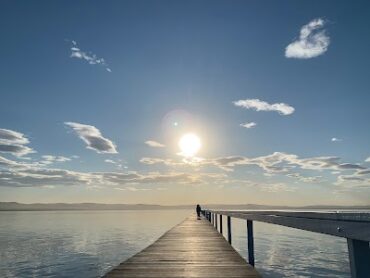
[69,40,111,72]
[0,128,35,157]
[0,167,93,187]
[140,152,368,180]
[64,122,118,154]
[40,155,72,165]
[145,140,165,148]
[260,183,297,193]
[0,129,30,144]
[104,159,116,164]
[233,99,295,115]
[365,157,370,163]
[285,18,330,59]
[287,173,323,183]
[114,187,151,192]
[0,152,230,188]
[357,169,370,175]
[331,137,342,142]
[240,122,257,129]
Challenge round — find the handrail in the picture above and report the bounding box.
[202,209,370,278]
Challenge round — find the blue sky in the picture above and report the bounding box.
[0,0,369,205]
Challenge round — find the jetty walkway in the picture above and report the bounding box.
[104,214,260,278]
[105,209,370,278]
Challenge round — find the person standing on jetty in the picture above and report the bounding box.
[196,204,201,218]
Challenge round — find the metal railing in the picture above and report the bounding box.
[202,209,370,278]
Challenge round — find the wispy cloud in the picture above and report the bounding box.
[240,122,257,129]
[331,137,342,142]
[0,128,35,157]
[287,173,323,183]
[40,155,72,165]
[233,99,295,115]
[260,183,297,193]
[285,18,330,59]
[141,152,366,176]
[145,140,165,148]
[69,40,111,72]
[104,159,116,164]
[114,187,151,192]
[64,122,118,154]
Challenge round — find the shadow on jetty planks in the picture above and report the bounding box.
[104,214,260,278]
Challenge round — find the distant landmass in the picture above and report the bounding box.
[0,202,369,211]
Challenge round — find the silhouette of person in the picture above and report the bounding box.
[196,204,201,218]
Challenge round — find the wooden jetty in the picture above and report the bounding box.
[105,208,370,278]
[104,214,260,278]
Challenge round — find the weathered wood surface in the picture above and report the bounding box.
[104,214,260,278]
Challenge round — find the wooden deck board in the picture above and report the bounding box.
[104,214,260,278]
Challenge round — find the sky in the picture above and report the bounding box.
[0,0,369,205]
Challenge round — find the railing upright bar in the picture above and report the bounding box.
[219,214,223,234]
[347,238,370,277]
[227,216,232,244]
[247,220,255,267]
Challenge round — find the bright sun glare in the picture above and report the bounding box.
[179,133,201,157]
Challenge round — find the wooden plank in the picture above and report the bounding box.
[104,214,260,278]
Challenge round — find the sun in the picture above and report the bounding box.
[178,133,201,157]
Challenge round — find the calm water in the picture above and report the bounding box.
[0,210,350,277]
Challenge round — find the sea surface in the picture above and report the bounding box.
[0,210,351,277]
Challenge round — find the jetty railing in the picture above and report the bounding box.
[202,209,370,278]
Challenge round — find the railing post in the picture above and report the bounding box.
[219,214,223,234]
[215,213,218,229]
[347,238,370,277]
[247,220,255,267]
[227,216,232,244]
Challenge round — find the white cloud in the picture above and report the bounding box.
[331,137,342,142]
[0,128,35,157]
[141,152,367,177]
[365,157,370,163]
[69,40,111,72]
[287,173,323,183]
[105,159,116,164]
[145,140,165,148]
[233,99,295,115]
[0,129,29,144]
[240,122,257,129]
[40,155,72,165]
[285,18,330,59]
[64,122,117,154]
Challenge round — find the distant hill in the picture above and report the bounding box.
[0,202,369,211]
